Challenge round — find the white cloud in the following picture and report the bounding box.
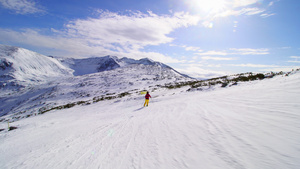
[229,64,278,68]
[244,8,265,15]
[287,56,300,63]
[0,10,201,63]
[279,46,291,50]
[260,13,275,18]
[196,48,269,56]
[65,10,200,51]
[260,66,300,72]
[0,28,187,64]
[287,61,300,63]
[268,1,274,7]
[207,64,222,67]
[170,44,203,52]
[228,64,300,72]
[208,0,271,18]
[290,56,300,59]
[0,28,110,57]
[192,56,198,60]
[201,56,236,61]
[229,48,270,55]
[229,64,300,72]
[0,0,45,14]
[185,46,202,51]
[215,7,265,18]
[176,64,228,79]
[196,50,228,56]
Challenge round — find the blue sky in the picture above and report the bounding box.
[0,0,300,78]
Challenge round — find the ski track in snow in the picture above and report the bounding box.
[1,74,300,169]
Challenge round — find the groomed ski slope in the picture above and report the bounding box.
[1,72,300,169]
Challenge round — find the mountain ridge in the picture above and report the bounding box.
[57,55,190,78]
[0,45,191,89]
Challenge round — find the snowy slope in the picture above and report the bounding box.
[0,70,299,169]
[0,46,193,119]
[0,45,73,88]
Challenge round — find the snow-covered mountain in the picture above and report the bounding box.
[0,45,192,118]
[57,55,189,78]
[0,45,73,88]
[0,45,190,89]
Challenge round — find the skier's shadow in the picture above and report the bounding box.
[134,107,144,112]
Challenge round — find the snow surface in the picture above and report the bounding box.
[0,45,73,86]
[1,71,300,169]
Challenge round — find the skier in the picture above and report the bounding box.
[144,91,151,107]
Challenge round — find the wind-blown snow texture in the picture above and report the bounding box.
[1,70,300,169]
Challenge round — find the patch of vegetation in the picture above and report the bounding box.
[93,92,131,103]
[118,92,130,97]
[76,101,87,105]
[182,69,300,92]
[38,91,132,115]
[221,83,228,88]
[230,73,265,82]
[9,126,18,131]
[38,103,77,115]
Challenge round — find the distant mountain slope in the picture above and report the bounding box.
[58,56,190,78]
[57,56,120,76]
[0,45,73,88]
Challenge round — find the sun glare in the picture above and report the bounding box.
[192,0,227,15]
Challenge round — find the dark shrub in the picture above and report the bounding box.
[9,126,18,131]
[221,83,228,87]
[257,73,265,80]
